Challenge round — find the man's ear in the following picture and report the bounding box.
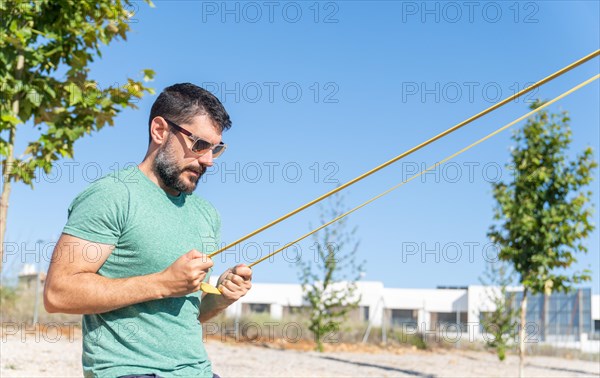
[149,117,170,146]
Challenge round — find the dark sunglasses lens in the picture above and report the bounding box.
[212,144,225,158]
[192,139,213,153]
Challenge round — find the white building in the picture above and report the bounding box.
[211,278,600,353]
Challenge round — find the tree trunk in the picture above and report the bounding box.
[0,53,24,275]
[314,316,324,352]
[316,333,323,352]
[518,289,528,378]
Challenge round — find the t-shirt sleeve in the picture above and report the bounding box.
[62,177,130,245]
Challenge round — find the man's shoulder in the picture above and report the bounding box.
[70,167,135,205]
[64,168,136,243]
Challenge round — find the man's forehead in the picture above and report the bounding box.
[186,114,221,132]
[184,114,223,143]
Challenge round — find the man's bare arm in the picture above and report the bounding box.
[44,233,213,315]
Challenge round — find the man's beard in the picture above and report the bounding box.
[153,138,205,194]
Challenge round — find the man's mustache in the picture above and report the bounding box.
[184,165,206,176]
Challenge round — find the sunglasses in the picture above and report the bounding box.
[163,117,227,159]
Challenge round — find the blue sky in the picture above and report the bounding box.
[3,1,599,293]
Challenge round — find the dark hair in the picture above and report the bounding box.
[148,83,232,142]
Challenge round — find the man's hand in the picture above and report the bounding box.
[160,250,214,298]
[198,264,252,322]
[217,264,252,302]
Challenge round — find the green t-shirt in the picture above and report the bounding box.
[63,166,221,378]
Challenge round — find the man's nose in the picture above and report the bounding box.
[197,151,214,167]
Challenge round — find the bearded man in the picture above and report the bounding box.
[44,83,251,378]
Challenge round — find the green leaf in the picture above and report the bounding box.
[1,114,21,126]
[66,83,83,105]
[143,69,155,82]
[26,89,42,107]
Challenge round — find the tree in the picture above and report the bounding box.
[488,101,597,377]
[297,193,365,352]
[479,261,518,361]
[0,0,155,271]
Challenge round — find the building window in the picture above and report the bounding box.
[479,311,492,333]
[362,306,369,322]
[390,309,418,327]
[430,312,467,332]
[511,288,593,342]
[243,303,270,315]
[283,305,310,318]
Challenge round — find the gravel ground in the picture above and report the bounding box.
[1,332,599,377]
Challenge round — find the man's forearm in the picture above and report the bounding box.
[44,271,167,315]
[198,293,234,322]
